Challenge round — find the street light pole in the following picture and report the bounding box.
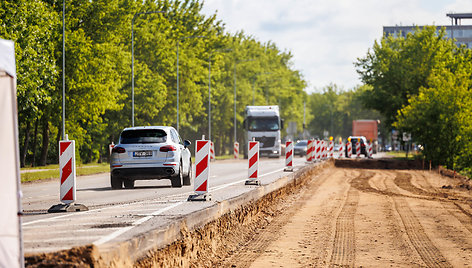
[233,59,255,143]
[176,35,206,132]
[62,0,65,140]
[131,11,165,127]
[208,48,232,141]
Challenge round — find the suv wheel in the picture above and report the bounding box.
[171,161,183,188]
[124,179,135,189]
[183,159,192,186]
[111,175,122,189]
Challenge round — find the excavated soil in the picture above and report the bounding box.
[220,165,472,267]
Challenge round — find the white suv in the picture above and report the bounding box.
[110,126,192,189]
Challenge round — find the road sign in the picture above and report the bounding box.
[403,132,411,142]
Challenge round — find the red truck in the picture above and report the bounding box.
[352,120,378,153]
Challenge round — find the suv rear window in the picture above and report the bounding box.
[120,129,167,144]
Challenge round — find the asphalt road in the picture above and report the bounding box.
[21,156,310,254]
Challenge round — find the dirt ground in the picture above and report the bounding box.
[219,166,472,267]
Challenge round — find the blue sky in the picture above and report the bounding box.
[201,0,472,92]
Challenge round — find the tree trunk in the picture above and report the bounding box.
[39,116,49,166]
[20,121,31,168]
[31,117,39,166]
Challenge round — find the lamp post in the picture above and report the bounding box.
[208,48,232,141]
[62,0,65,140]
[176,35,206,132]
[233,59,255,143]
[131,11,165,127]
[252,72,272,105]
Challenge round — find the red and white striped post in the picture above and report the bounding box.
[306,139,314,162]
[234,141,239,159]
[323,141,327,159]
[316,140,321,161]
[338,142,344,158]
[328,140,334,158]
[210,141,215,161]
[368,142,373,158]
[356,141,361,158]
[347,141,352,158]
[246,141,260,185]
[284,141,293,172]
[60,139,75,204]
[188,139,212,201]
[48,136,88,212]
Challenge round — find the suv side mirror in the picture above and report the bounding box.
[184,140,191,148]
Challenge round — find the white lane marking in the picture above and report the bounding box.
[93,201,184,245]
[23,164,295,227]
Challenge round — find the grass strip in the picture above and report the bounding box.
[21,163,110,183]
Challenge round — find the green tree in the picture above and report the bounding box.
[395,47,472,170]
[355,26,454,127]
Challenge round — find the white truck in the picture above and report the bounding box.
[244,105,283,158]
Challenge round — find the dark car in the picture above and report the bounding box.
[345,136,368,157]
[293,140,308,156]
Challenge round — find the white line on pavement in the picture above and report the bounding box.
[22,164,296,227]
[93,201,184,245]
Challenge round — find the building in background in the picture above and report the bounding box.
[384,13,472,48]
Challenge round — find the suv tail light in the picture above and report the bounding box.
[160,145,177,152]
[112,146,126,154]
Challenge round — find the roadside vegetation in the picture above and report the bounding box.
[356,26,472,174]
[1,0,307,167]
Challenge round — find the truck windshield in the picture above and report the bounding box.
[248,117,279,131]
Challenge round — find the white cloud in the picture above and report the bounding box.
[201,0,472,92]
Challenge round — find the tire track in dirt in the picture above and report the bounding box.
[352,170,452,267]
[329,187,359,267]
[394,171,472,234]
[392,196,452,267]
[383,172,453,268]
[371,172,425,265]
[303,169,359,267]
[219,168,333,268]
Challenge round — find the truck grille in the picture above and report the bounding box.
[254,137,275,148]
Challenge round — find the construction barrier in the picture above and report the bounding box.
[347,142,352,158]
[246,141,260,185]
[188,140,211,201]
[59,139,76,204]
[338,142,344,158]
[368,142,373,158]
[328,141,334,158]
[316,140,321,161]
[48,137,88,212]
[210,141,215,161]
[356,142,361,158]
[307,139,314,162]
[234,141,239,159]
[284,141,293,171]
[323,141,327,159]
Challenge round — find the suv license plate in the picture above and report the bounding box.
[133,150,152,157]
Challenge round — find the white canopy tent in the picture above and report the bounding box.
[0,38,23,267]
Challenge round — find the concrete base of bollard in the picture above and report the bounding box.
[245,179,261,186]
[187,194,212,202]
[48,203,88,213]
